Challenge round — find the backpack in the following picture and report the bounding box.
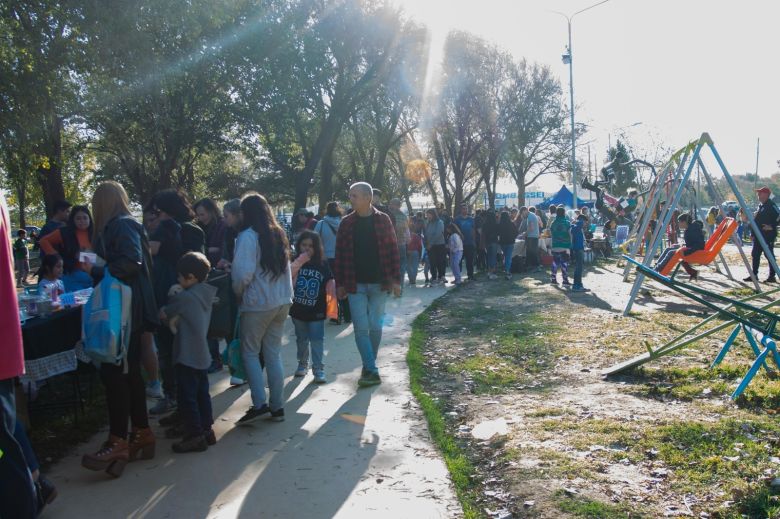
[82,270,132,366]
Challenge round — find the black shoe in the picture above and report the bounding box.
[765,277,777,284]
[172,435,208,453]
[35,475,58,510]
[159,410,182,427]
[269,408,285,422]
[204,428,217,445]
[743,276,755,282]
[236,404,271,426]
[165,424,185,439]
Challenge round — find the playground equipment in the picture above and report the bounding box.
[657,217,737,277]
[621,133,779,315]
[605,257,780,398]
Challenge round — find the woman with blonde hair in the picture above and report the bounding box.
[80,181,159,477]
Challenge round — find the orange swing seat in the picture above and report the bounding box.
[658,217,737,277]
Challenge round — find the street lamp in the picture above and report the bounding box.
[552,0,611,210]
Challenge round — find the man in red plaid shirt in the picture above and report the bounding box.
[335,182,400,387]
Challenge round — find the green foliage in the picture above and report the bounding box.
[605,140,638,194]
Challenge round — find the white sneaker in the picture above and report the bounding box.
[230,376,246,386]
[145,380,163,399]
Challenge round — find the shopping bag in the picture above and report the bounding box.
[82,270,132,366]
[221,317,246,380]
[325,279,338,321]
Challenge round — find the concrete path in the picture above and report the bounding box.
[44,285,461,519]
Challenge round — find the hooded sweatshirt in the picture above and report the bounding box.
[314,215,341,259]
[162,281,218,370]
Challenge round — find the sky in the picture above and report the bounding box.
[394,0,780,196]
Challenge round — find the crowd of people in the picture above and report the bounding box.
[4,179,625,516]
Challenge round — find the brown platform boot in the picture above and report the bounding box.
[81,435,129,478]
[128,427,156,461]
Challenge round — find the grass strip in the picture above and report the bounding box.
[408,309,484,519]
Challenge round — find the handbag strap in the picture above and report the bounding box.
[233,314,241,338]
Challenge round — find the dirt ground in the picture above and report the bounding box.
[415,249,780,518]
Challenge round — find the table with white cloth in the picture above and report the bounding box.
[512,237,552,258]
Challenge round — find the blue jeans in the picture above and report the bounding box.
[487,243,498,271]
[0,379,37,518]
[347,284,388,374]
[501,244,514,273]
[175,364,213,437]
[450,250,463,282]
[292,318,325,371]
[572,249,584,287]
[407,250,420,283]
[240,305,291,411]
[397,243,407,285]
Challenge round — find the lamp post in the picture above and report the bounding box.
[553,0,611,210]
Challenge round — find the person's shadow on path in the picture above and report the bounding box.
[236,388,379,519]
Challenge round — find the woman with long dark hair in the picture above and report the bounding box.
[194,198,226,266]
[39,205,94,291]
[231,193,293,425]
[80,181,158,478]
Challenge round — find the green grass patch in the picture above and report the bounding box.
[536,415,780,515]
[553,490,647,518]
[408,310,483,518]
[440,284,563,394]
[628,364,780,408]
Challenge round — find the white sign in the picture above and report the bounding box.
[484,191,546,208]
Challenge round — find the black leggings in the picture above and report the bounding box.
[100,330,148,439]
[428,244,447,280]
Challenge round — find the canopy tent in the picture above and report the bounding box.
[538,185,593,209]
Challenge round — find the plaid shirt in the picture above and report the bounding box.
[334,207,400,294]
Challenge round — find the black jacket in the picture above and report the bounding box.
[683,221,705,255]
[755,201,780,240]
[92,215,159,336]
[497,220,518,246]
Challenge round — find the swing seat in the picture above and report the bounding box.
[659,218,737,277]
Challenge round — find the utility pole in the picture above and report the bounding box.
[552,0,611,210]
[753,137,760,192]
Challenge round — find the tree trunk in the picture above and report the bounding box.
[16,184,27,229]
[318,139,337,215]
[516,181,526,207]
[37,111,66,218]
[295,113,343,210]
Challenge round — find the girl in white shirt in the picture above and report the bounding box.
[446,224,464,285]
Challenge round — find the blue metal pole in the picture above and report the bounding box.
[707,139,780,278]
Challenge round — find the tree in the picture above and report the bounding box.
[235,0,410,210]
[81,0,242,204]
[502,59,570,204]
[0,1,84,216]
[427,31,496,214]
[605,140,638,194]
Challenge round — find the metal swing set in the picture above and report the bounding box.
[603,134,780,398]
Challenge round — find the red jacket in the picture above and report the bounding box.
[1,192,24,380]
[334,207,399,293]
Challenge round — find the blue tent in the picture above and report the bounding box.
[538,185,593,209]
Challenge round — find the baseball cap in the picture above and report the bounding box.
[756,186,771,195]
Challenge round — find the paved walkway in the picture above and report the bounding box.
[44,285,461,518]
